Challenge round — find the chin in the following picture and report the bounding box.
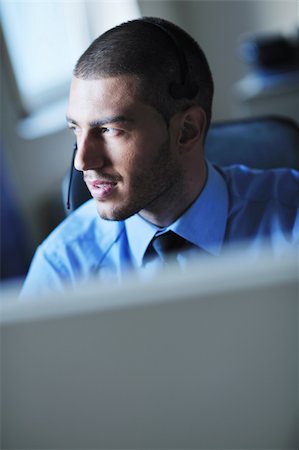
[95,201,138,222]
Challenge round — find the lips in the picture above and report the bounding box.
[86,178,118,200]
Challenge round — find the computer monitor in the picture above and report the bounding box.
[1,245,298,449]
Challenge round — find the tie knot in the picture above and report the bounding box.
[152,231,183,254]
[148,231,192,264]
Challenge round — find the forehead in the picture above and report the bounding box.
[67,75,141,122]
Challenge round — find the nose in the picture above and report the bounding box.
[74,133,106,171]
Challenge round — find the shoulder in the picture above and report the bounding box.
[216,164,299,244]
[219,164,299,207]
[40,199,121,260]
[21,201,123,298]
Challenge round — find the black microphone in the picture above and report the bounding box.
[66,143,77,211]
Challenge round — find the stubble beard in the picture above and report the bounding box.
[96,139,183,223]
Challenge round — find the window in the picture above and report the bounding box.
[0,0,141,137]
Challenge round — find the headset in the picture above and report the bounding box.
[142,19,199,100]
[66,20,199,210]
[66,142,78,210]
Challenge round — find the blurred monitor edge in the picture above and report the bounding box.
[0,242,298,448]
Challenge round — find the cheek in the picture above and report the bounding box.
[112,125,171,174]
[114,141,155,172]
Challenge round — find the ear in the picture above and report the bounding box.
[177,106,207,150]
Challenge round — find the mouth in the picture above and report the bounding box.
[86,178,119,200]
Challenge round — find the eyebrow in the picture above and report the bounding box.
[66,115,133,128]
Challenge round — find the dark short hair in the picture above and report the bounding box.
[74,17,214,133]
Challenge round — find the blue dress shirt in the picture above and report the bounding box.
[21,162,299,297]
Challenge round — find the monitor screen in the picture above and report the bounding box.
[1,244,298,448]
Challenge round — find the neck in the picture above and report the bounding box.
[139,158,207,227]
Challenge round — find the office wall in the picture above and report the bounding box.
[140,0,298,120]
[1,64,73,253]
[1,0,297,253]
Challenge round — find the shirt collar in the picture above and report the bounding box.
[125,212,160,268]
[125,161,228,266]
[170,161,228,255]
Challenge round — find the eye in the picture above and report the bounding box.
[102,127,116,134]
[68,125,80,136]
[101,127,121,137]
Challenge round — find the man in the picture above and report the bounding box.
[21,17,299,297]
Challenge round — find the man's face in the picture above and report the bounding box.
[67,75,183,223]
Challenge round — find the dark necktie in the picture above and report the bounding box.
[146,231,194,265]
